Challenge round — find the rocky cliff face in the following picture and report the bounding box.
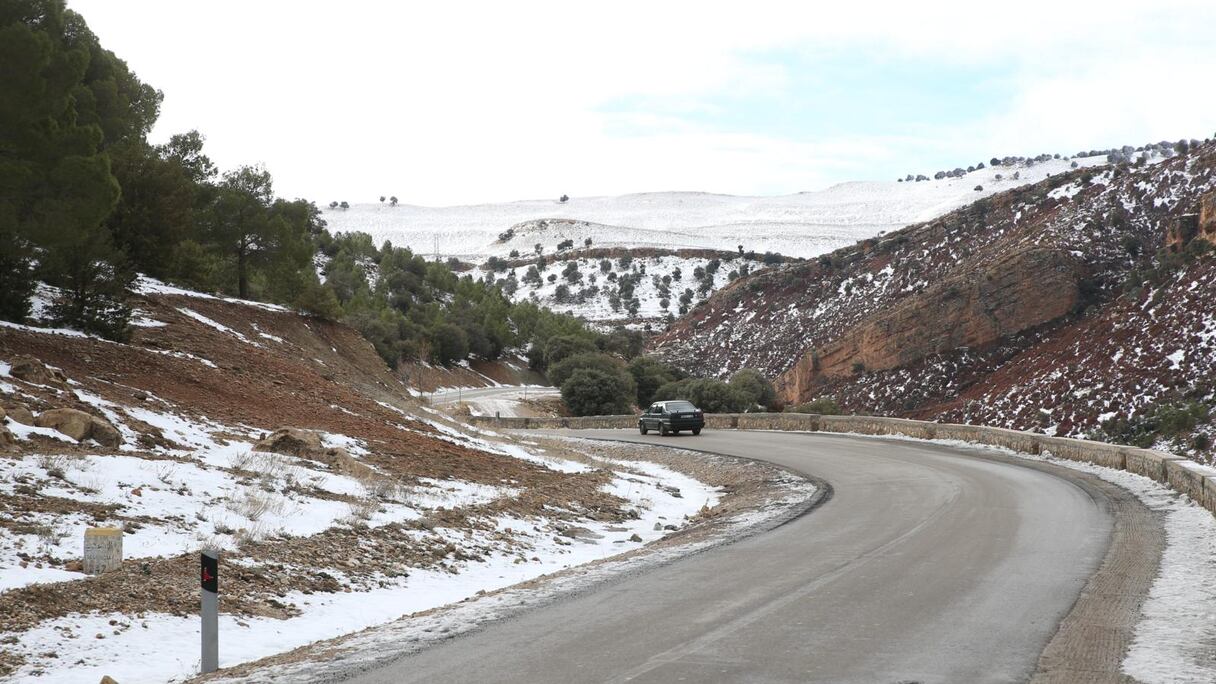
[1201,191,1216,245]
[776,247,1082,403]
[652,143,1216,458]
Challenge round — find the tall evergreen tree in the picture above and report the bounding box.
[0,0,133,337]
[203,165,276,299]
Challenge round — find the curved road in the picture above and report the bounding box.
[430,385,560,416]
[347,429,1125,683]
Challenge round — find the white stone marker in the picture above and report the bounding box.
[83,527,123,574]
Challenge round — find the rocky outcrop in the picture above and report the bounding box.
[34,408,122,447]
[3,403,35,426]
[254,427,373,478]
[1165,215,1201,254]
[253,427,324,457]
[1166,191,1216,253]
[9,355,67,387]
[776,247,1082,404]
[1200,191,1216,245]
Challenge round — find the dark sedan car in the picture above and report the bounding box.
[638,400,704,436]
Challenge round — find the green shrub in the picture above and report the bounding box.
[549,352,634,394]
[628,356,679,406]
[542,335,598,369]
[653,378,748,413]
[561,368,633,416]
[728,369,776,409]
[430,323,469,366]
[1099,400,1211,448]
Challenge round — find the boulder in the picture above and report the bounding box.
[0,426,15,451]
[253,428,375,477]
[4,404,35,426]
[34,408,122,446]
[9,355,67,387]
[89,417,122,448]
[35,408,94,441]
[253,427,324,457]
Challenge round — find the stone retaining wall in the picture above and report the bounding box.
[468,413,1216,518]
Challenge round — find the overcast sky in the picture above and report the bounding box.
[72,0,1216,206]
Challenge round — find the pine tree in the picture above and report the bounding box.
[202,165,276,299]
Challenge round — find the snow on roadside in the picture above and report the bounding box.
[1018,449,1216,684]
[0,440,732,683]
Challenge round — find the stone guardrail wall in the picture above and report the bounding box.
[468,412,1216,518]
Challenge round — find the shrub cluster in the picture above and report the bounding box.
[1098,400,1211,451]
[651,368,777,413]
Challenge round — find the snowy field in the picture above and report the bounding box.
[320,156,1110,262]
[0,355,728,682]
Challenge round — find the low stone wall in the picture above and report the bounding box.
[468,412,1216,518]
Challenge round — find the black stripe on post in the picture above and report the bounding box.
[201,551,218,593]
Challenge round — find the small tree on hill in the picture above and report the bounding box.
[389,196,398,206]
[562,368,631,415]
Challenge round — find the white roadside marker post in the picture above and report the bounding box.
[201,549,219,673]
[83,527,123,574]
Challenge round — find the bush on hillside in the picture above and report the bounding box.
[542,335,598,369]
[652,378,748,413]
[1099,400,1211,449]
[729,369,776,409]
[562,368,633,416]
[628,356,682,406]
[548,352,635,394]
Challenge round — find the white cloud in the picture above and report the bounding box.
[69,0,1216,204]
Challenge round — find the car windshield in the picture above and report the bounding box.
[666,401,697,412]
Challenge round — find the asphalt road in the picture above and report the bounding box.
[346,429,1117,684]
[429,385,560,416]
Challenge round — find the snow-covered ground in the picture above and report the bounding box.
[320,156,1110,263]
[489,253,756,324]
[1,447,719,684]
[1,356,728,682]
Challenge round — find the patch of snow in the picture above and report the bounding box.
[177,308,257,346]
[135,277,289,312]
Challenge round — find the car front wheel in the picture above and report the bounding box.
[639,424,648,435]
[692,428,701,435]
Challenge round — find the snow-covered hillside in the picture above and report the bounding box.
[320,156,1114,326]
[321,156,1111,262]
[489,253,763,327]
